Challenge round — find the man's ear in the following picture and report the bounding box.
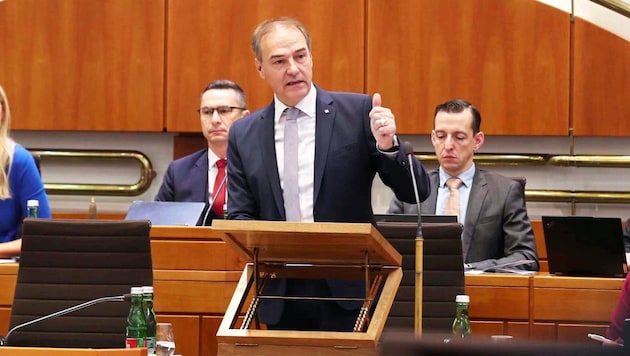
[255,58,264,79]
[473,131,485,151]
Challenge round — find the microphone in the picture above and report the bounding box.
[403,141,424,336]
[403,142,423,239]
[200,174,228,226]
[0,293,131,346]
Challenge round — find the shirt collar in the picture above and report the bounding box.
[439,163,476,188]
[274,83,317,123]
[207,148,222,167]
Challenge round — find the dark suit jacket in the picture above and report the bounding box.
[154,148,221,224]
[227,87,430,325]
[388,168,539,271]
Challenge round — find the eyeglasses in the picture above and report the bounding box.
[197,106,245,117]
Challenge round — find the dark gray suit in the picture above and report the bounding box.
[388,168,539,271]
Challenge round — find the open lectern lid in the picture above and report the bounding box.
[211,220,402,267]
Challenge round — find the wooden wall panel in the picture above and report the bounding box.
[573,18,630,136]
[166,0,365,132]
[0,0,165,131]
[366,0,570,135]
[157,314,200,356]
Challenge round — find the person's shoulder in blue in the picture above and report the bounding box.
[0,84,51,257]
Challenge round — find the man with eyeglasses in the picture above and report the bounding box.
[155,80,249,225]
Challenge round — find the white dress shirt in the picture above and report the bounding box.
[274,83,317,222]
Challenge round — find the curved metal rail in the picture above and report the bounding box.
[32,149,155,196]
[415,153,630,204]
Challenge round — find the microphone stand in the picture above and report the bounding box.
[200,175,228,226]
[1,294,130,346]
[403,142,424,336]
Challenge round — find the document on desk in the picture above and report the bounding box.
[465,259,537,275]
[0,257,19,264]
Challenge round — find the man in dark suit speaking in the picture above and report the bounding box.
[226,17,430,331]
[388,99,539,272]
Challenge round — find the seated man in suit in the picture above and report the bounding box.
[387,99,539,271]
[155,80,250,224]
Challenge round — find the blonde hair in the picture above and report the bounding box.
[0,85,16,199]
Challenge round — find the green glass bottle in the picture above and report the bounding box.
[452,294,472,338]
[126,287,147,348]
[143,286,157,355]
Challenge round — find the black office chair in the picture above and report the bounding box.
[5,219,153,348]
[378,220,464,333]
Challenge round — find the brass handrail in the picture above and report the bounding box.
[32,149,155,196]
[590,0,630,18]
[415,153,630,204]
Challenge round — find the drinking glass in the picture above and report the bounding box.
[156,322,176,356]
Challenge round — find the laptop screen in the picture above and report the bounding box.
[125,201,207,226]
[542,216,628,278]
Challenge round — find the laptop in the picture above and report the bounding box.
[542,216,628,278]
[125,201,207,226]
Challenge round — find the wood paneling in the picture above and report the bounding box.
[466,274,530,320]
[533,275,622,322]
[573,18,630,136]
[0,0,165,131]
[165,0,365,132]
[366,0,570,135]
[157,315,200,356]
[469,321,504,337]
[0,308,10,336]
[201,316,222,356]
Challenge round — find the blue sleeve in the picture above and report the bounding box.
[12,145,51,219]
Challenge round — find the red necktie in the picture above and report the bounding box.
[211,159,226,217]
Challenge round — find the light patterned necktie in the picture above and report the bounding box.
[445,177,463,220]
[283,107,301,221]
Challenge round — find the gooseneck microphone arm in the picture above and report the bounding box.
[201,174,228,226]
[1,294,130,346]
[403,141,424,336]
[403,142,423,239]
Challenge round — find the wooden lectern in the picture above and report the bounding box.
[212,220,403,356]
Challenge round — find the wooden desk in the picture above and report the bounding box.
[532,274,623,342]
[0,227,625,354]
[465,273,531,338]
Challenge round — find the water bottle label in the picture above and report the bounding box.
[126,338,140,348]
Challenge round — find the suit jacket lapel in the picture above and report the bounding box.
[462,168,487,260]
[193,150,210,202]
[313,88,335,202]
[421,170,440,214]
[259,103,286,217]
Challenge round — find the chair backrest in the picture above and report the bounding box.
[378,221,464,333]
[7,219,153,348]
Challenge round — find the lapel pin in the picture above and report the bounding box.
[324,109,330,114]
